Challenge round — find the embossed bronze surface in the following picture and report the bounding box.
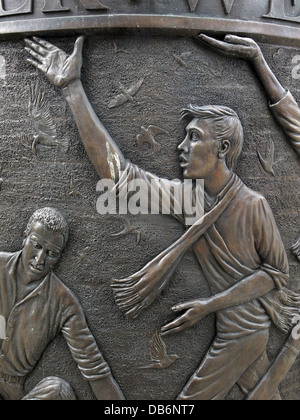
[0,0,299,401]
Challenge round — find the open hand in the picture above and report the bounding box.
[25,36,85,89]
[161,298,211,336]
[198,34,262,62]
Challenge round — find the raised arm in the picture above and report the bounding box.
[25,37,126,182]
[199,34,286,104]
[198,34,300,157]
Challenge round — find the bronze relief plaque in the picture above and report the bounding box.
[0,0,299,402]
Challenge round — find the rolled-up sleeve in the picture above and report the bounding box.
[270,91,300,157]
[115,162,203,225]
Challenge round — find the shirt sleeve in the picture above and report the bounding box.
[115,162,203,225]
[61,295,111,382]
[252,196,289,290]
[270,91,300,157]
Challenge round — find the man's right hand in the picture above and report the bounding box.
[25,36,85,89]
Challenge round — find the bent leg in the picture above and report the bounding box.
[177,330,269,400]
[22,377,76,400]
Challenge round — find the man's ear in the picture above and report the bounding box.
[218,140,231,159]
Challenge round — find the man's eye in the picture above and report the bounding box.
[48,251,58,258]
[32,242,42,250]
[191,132,199,142]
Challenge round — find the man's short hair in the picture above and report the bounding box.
[25,207,69,249]
[181,105,244,170]
[292,235,300,262]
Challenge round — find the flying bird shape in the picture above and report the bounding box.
[137,125,168,155]
[111,218,141,245]
[109,78,145,109]
[173,52,191,71]
[28,85,69,154]
[256,138,285,177]
[140,331,179,370]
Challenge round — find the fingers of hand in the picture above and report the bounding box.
[26,58,46,72]
[161,312,191,334]
[161,323,190,336]
[224,34,252,46]
[32,37,57,52]
[25,38,48,57]
[198,34,234,54]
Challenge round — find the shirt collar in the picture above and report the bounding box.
[204,174,242,212]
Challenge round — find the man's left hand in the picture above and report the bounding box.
[161,299,211,336]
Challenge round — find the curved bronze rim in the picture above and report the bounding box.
[1,14,300,46]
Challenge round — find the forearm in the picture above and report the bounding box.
[252,51,286,104]
[207,270,275,314]
[62,80,127,181]
[89,375,125,400]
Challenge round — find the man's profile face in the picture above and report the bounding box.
[21,222,64,282]
[178,119,220,180]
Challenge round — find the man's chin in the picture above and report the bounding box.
[28,264,46,281]
[183,170,194,180]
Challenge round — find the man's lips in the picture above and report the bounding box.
[179,155,189,168]
[30,263,43,273]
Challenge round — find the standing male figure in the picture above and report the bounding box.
[0,207,124,400]
[25,35,300,400]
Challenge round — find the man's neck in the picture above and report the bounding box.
[204,164,233,203]
[16,257,42,303]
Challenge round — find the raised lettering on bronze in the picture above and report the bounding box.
[43,0,108,13]
[79,0,108,10]
[0,0,32,17]
[42,0,69,13]
[264,0,300,23]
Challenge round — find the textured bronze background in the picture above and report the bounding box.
[0,0,299,400]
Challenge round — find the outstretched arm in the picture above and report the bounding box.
[198,34,286,104]
[25,37,126,182]
[198,34,300,156]
[161,270,275,336]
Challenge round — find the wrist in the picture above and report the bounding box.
[251,49,265,67]
[62,79,82,98]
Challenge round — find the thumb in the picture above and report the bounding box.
[224,34,252,46]
[73,36,85,57]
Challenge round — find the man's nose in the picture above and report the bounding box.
[178,136,189,153]
[35,249,46,266]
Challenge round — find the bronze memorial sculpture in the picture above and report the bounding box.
[0,0,299,401]
[25,31,300,400]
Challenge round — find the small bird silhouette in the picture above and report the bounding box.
[257,138,284,177]
[173,52,191,71]
[69,175,85,198]
[137,125,168,155]
[113,42,129,55]
[140,331,179,370]
[28,85,69,154]
[111,218,141,245]
[109,78,145,109]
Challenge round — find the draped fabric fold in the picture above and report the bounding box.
[111,177,243,319]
